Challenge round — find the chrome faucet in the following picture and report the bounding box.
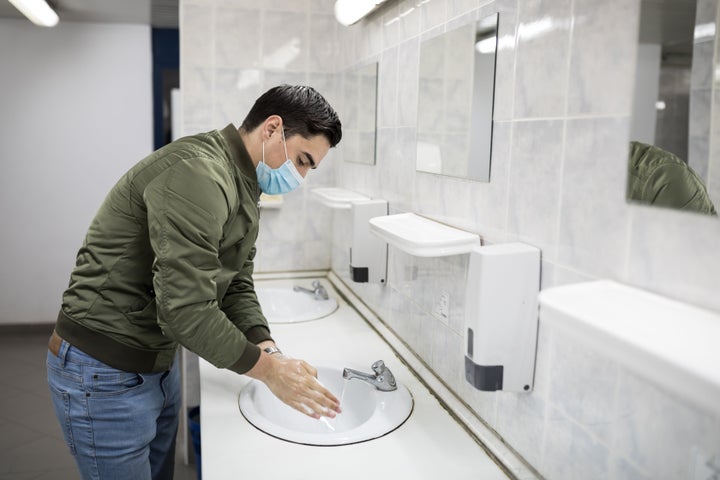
[293,280,329,300]
[342,360,397,392]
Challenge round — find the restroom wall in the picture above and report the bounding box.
[0,19,153,325]
[689,0,717,182]
[706,0,720,213]
[180,1,720,479]
[330,1,720,479]
[179,0,341,273]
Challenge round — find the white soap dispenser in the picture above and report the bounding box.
[464,243,540,392]
[349,199,388,283]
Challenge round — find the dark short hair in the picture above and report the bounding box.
[241,85,342,147]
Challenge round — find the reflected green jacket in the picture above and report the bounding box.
[627,141,717,215]
[56,124,272,373]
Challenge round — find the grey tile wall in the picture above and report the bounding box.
[181,0,720,478]
[181,0,340,272]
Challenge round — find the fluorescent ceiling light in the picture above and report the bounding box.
[8,0,59,27]
[334,0,387,26]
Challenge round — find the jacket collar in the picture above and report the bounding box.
[220,124,257,182]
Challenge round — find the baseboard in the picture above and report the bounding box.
[0,323,55,335]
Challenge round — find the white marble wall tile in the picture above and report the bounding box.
[513,0,571,118]
[460,379,499,425]
[449,0,479,19]
[308,13,339,72]
[627,206,720,312]
[382,127,417,211]
[213,68,262,126]
[366,12,385,58]
[430,322,465,387]
[396,38,420,128]
[381,2,401,48]
[546,327,619,443]
[567,0,639,116]
[691,40,714,90]
[420,0,449,32]
[261,11,308,71]
[507,119,564,258]
[182,67,214,128]
[262,71,307,91]
[444,7,478,33]
[410,255,464,328]
[608,457,652,480]
[611,369,720,480]
[709,78,720,207]
[556,117,631,279]
[408,298,436,365]
[688,88,712,172]
[330,209,352,278]
[264,0,307,11]
[181,3,213,68]
[214,8,260,69]
[378,46,399,127]
[469,121,511,240]
[335,24,356,71]
[306,144,337,189]
[549,262,595,287]
[542,407,610,480]
[307,0,335,13]
[375,282,410,338]
[208,0,267,7]
[398,0,422,40]
[495,392,547,468]
[492,3,519,122]
[530,322,552,397]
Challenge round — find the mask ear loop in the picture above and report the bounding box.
[281,127,290,162]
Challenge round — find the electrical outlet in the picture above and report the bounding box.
[433,292,450,324]
[692,447,720,480]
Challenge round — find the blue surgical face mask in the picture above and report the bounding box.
[256,127,304,195]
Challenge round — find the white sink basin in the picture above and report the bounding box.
[238,365,413,446]
[256,285,338,324]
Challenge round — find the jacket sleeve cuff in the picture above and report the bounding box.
[228,343,261,375]
[244,325,274,345]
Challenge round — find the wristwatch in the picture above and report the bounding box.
[263,346,283,356]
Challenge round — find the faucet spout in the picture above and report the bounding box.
[342,360,397,391]
[293,280,329,300]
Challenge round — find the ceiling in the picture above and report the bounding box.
[0,0,178,27]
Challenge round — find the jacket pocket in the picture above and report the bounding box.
[125,298,158,328]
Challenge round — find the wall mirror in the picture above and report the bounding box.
[416,13,499,182]
[342,62,378,165]
[628,0,718,215]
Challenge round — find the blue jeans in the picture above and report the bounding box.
[47,340,181,480]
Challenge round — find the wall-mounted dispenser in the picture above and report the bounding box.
[349,199,388,283]
[464,243,540,392]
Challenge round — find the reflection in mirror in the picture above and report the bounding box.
[628,0,718,215]
[342,62,378,165]
[416,13,499,182]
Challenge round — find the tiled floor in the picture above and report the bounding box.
[0,329,197,480]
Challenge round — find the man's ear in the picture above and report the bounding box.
[263,115,283,140]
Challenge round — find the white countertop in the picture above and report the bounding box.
[199,277,509,480]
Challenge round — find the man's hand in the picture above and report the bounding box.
[246,350,342,419]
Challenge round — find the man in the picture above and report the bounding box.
[47,85,343,479]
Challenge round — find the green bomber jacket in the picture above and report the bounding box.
[55,124,273,374]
